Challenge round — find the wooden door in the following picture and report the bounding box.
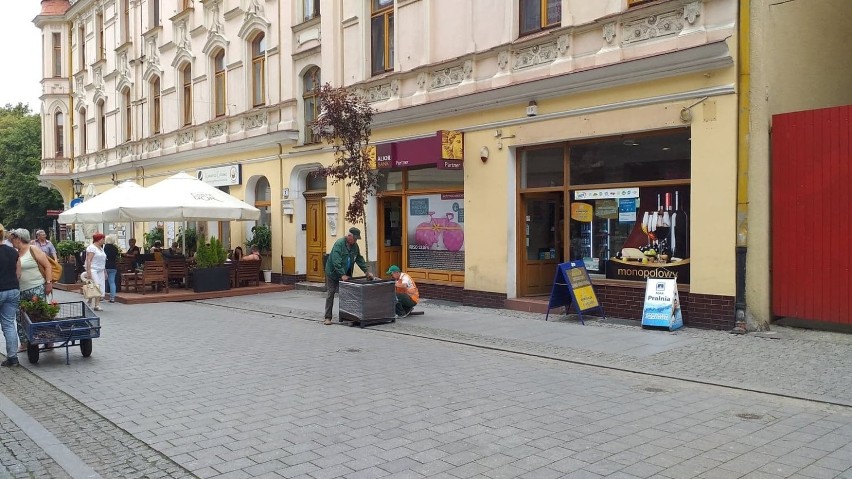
[378,197,403,277]
[519,194,562,296]
[305,195,326,282]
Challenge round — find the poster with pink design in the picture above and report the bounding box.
[407,193,465,271]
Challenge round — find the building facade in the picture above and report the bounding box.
[35,0,741,328]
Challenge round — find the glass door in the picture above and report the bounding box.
[519,193,562,296]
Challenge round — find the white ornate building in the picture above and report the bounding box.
[35,0,747,328]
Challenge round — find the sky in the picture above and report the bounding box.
[0,3,44,113]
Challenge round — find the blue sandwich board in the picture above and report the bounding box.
[545,261,606,325]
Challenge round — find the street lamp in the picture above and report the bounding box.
[73,178,83,198]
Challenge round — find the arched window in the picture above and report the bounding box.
[251,33,266,107]
[254,177,271,226]
[97,100,106,149]
[54,111,64,157]
[213,50,226,117]
[181,64,193,126]
[151,77,161,134]
[123,88,132,142]
[303,67,321,144]
[79,108,87,154]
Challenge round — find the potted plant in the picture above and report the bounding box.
[55,239,86,284]
[176,227,198,256]
[192,236,230,292]
[20,295,60,323]
[144,226,164,252]
[246,224,273,282]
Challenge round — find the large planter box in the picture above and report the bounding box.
[193,266,231,293]
[339,279,396,327]
[58,262,77,285]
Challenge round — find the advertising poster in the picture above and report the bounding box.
[407,193,464,271]
[640,279,683,330]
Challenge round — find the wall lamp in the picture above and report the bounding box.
[479,146,490,163]
[526,100,538,117]
[72,178,83,197]
[680,96,709,123]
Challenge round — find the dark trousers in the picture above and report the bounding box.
[395,293,417,316]
[324,276,340,319]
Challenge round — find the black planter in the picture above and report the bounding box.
[193,266,231,293]
[59,262,78,284]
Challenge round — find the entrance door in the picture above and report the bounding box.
[305,194,326,282]
[378,197,403,277]
[519,194,563,296]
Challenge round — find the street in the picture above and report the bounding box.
[1,290,851,478]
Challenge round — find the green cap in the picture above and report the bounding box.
[386,265,400,274]
[348,227,361,239]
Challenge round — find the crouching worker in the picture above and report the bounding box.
[386,265,418,317]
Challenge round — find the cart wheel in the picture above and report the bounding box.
[27,344,39,364]
[80,339,93,357]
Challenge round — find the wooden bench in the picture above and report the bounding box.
[165,257,189,288]
[235,260,261,287]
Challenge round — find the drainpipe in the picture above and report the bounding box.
[278,142,285,283]
[733,0,750,334]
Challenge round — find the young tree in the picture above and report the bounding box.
[0,103,63,232]
[311,84,376,257]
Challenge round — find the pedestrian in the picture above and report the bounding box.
[243,245,261,261]
[85,233,107,311]
[32,230,58,261]
[8,229,54,352]
[323,227,373,325]
[0,224,11,247]
[103,235,119,303]
[386,265,419,317]
[0,239,21,366]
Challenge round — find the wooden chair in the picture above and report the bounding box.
[117,256,137,292]
[235,260,261,287]
[165,258,189,288]
[228,261,238,288]
[139,261,169,294]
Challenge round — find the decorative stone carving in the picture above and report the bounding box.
[177,130,194,145]
[93,66,105,97]
[95,152,107,164]
[74,76,86,105]
[557,35,570,55]
[366,83,393,103]
[603,22,617,44]
[513,42,559,70]
[177,20,190,50]
[497,51,510,71]
[207,122,226,138]
[209,0,224,33]
[241,112,267,130]
[390,79,400,97]
[684,2,701,25]
[324,196,339,237]
[118,145,132,158]
[463,60,473,79]
[430,64,466,89]
[146,37,160,70]
[145,139,161,152]
[623,10,684,44]
[416,73,428,90]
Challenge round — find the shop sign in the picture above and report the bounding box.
[575,187,639,200]
[570,202,593,222]
[618,198,637,222]
[640,278,683,330]
[375,131,464,169]
[595,199,619,219]
[605,259,690,284]
[407,193,464,272]
[545,261,605,324]
[197,165,241,187]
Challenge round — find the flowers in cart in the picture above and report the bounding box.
[20,296,60,323]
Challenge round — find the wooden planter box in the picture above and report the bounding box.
[58,262,77,284]
[339,279,396,327]
[193,266,231,293]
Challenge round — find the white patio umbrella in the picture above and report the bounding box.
[58,181,151,224]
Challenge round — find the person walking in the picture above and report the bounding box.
[8,229,53,352]
[0,240,21,366]
[32,230,58,261]
[85,233,107,311]
[323,227,373,325]
[103,235,119,303]
[386,265,419,317]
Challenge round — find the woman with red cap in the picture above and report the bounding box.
[85,233,107,311]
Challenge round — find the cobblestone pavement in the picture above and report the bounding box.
[5,290,851,478]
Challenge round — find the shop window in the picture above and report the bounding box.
[378,170,403,192]
[519,0,561,37]
[251,32,266,107]
[213,50,226,117]
[407,167,463,191]
[521,146,564,188]
[371,0,394,76]
[303,67,320,144]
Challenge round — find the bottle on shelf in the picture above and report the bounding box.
[671,190,689,259]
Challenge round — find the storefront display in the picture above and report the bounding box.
[407,193,464,271]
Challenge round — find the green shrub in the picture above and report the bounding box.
[194,236,228,269]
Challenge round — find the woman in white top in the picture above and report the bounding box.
[85,233,107,311]
[8,229,53,350]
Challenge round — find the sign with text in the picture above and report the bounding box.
[641,278,683,330]
[407,193,465,272]
[545,261,605,324]
[197,165,241,187]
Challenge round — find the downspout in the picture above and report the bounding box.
[68,18,75,175]
[278,142,284,282]
[733,0,750,333]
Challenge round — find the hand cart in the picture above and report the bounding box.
[339,278,397,328]
[21,301,101,365]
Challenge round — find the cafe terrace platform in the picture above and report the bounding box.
[54,282,293,305]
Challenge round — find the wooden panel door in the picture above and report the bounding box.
[305,195,326,282]
[519,194,561,296]
[378,197,403,277]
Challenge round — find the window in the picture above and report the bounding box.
[371,0,394,75]
[79,108,87,154]
[78,24,86,67]
[521,147,564,188]
[251,33,266,107]
[213,50,226,117]
[54,112,64,157]
[151,77,161,134]
[97,101,106,149]
[407,167,464,191]
[628,0,654,6]
[181,64,193,125]
[303,0,320,21]
[122,0,130,43]
[254,177,271,226]
[96,12,104,60]
[123,88,132,141]
[52,33,62,77]
[151,0,160,28]
[181,0,192,10]
[303,67,320,144]
[519,0,561,36]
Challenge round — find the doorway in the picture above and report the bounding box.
[305,193,326,282]
[519,193,563,296]
[378,197,403,278]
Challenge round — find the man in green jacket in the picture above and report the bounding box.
[324,227,373,324]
